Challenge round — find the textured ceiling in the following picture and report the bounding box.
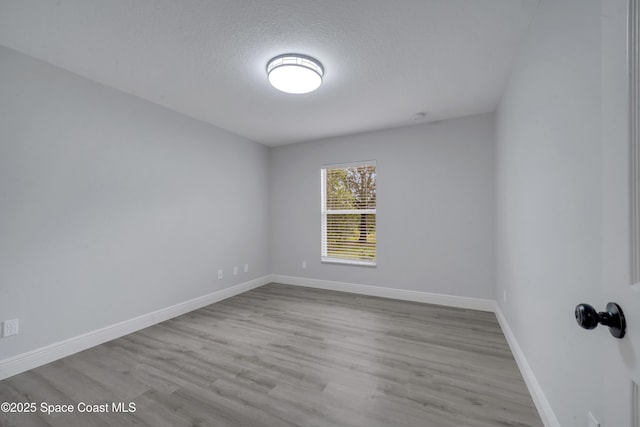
[0,0,539,146]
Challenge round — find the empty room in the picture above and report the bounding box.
[0,0,638,426]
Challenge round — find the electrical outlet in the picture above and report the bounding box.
[218,270,223,280]
[233,266,238,275]
[244,263,249,273]
[588,411,600,427]
[3,319,19,337]
[302,261,307,269]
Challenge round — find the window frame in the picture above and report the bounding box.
[321,161,377,267]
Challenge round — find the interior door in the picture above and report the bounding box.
[602,0,640,425]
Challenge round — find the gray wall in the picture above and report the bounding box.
[270,114,496,299]
[0,46,270,361]
[495,0,604,425]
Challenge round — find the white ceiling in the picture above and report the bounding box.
[0,0,539,146]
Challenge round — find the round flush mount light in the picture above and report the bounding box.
[267,54,324,94]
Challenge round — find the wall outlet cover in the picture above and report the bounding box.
[3,319,19,337]
[244,264,249,273]
[217,270,223,280]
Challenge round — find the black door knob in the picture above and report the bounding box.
[575,302,626,339]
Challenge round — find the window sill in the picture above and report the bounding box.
[321,257,377,267]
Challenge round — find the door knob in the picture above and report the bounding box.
[575,302,626,339]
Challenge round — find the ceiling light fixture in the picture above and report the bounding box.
[267,54,324,94]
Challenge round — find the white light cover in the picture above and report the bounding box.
[267,54,324,94]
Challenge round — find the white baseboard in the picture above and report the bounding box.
[494,305,560,427]
[0,276,270,380]
[269,274,495,312]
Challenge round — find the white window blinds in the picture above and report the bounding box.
[321,162,376,266]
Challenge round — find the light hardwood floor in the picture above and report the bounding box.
[0,283,542,427]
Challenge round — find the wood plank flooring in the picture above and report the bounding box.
[0,283,542,426]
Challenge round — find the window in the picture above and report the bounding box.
[321,162,376,266]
